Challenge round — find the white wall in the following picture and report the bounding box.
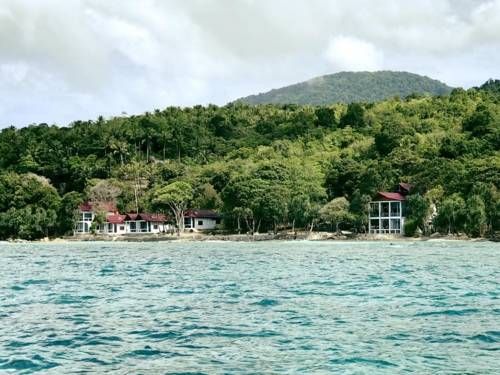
[193,218,217,230]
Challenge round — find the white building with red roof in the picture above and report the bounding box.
[183,209,222,231]
[75,202,171,235]
[368,183,412,235]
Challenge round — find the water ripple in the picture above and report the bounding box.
[0,240,499,373]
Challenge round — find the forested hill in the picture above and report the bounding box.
[236,71,453,105]
[0,82,498,240]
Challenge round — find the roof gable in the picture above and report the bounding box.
[184,209,221,219]
[376,192,407,201]
[106,214,126,224]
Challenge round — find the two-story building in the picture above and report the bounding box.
[75,202,118,234]
[368,183,411,235]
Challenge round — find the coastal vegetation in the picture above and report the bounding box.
[0,80,498,240]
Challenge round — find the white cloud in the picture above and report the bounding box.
[0,0,499,127]
[325,36,383,72]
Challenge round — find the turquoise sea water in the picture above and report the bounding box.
[0,240,499,374]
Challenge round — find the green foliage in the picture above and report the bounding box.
[58,191,84,235]
[153,181,193,234]
[237,71,453,105]
[339,103,365,129]
[0,78,498,239]
[478,79,500,96]
[465,195,487,237]
[403,219,418,237]
[405,194,430,235]
[434,193,466,234]
[319,197,354,232]
[0,173,61,239]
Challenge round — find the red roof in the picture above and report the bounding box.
[139,213,167,222]
[124,213,167,222]
[376,192,407,201]
[125,213,139,221]
[184,209,221,219]
[106,214,126,224]
[398,183,412,193]
[79,201,117,213]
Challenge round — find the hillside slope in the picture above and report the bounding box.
[236,71,453,105]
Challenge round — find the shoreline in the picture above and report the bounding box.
[5,232,496,244]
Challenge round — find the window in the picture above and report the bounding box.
[198,220,203,226]
[390,202,401,217]
[184,218,192,228]
[83,212,92,221]
[120,226,125,231]
[153,224,158,230]
[130,222,136,232]
[370,203,379,217]
[140,221,148,232]
[381,203,390,217]
[370,219,379,231]
[381,219,389,231]
[390,219,401,232]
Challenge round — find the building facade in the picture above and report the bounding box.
[75,202,170,235]
[368,183,411,235]
[183,209,221,231]
[75,203,220,235]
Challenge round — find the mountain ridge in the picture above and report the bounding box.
[235,71,454,105]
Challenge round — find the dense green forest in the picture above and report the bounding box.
[236,71,453,105]
[0,81,498,240]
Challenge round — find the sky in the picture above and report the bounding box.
[1,0,500,127]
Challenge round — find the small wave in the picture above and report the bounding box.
[329,357,397,368]
[80,357,110,365]
[425,333,465,343]
[127,346,188,358]
[252,298,279,307]
[288,289,329,296]
[129,330,180,341]
[392,279,409,287]
[5,340,33,348]
[170,290,195,295]
[10,285,26,291]
[186,329,279,339]
[385,333,411,341]
[305,280,337,286]
[414,308,479,317]
[21,279,49,286]
[0,355,58,372]
[130,348,162,356]
[470,331,500,343]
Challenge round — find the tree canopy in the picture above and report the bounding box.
[0,80,498,239]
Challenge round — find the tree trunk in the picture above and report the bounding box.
[174,210,184,237]
[133,183,139,214]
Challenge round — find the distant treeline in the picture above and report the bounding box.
[0,81,498,239]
